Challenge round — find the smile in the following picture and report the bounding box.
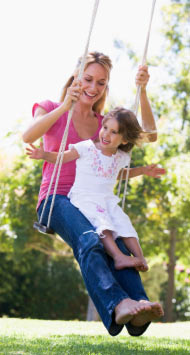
[102,138,110,145]
[84,91,97,98]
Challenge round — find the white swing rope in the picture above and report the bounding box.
[117,0,157,210]
[39,0,100,229]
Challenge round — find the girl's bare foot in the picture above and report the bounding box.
[114,255,145,270]
[115,298,152,325]
[135,257,149,272]
[130,300,164,326]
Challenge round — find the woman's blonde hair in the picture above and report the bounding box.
[60,52,112,114]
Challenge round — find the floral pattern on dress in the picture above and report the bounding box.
[87,145,123,179]
[96,204,106,213]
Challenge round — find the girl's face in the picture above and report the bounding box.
[99,117,127,154]
[80,63,108,106]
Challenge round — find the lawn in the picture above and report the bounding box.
[0,318,190,354]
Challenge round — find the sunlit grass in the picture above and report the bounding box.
[0,318,190,354]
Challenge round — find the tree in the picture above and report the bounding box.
[114,0,190,322]
[122,125,190,321]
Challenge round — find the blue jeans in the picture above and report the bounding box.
[38,194,150,336]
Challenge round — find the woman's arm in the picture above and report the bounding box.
[136,66,157,142]
[117,164,166,180]
[26,143,79,164]
[22,79,82,143]
[23,105,68,143]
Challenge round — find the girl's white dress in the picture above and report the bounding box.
[68,139,138,240]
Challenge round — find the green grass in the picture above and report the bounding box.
[0,318,190,354]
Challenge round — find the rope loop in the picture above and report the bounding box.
[117,0,157,209]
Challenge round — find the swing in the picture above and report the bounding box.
[118,0,157,209]
[34,0,100,235]
[34,0,157,236]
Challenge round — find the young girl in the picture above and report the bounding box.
[26,106,161,272]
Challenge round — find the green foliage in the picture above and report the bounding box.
[1,153,71,257]
[115,0,190,319]
[0,250,88,320]
[162,0,190,53]
[141,258,168,302]
[125,136,190,263]
[160,0,190,130]
[0,149,87,320]
[173,265,190,320]
[0,154,42,252]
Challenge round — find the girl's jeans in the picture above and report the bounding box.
[38,194,150,336]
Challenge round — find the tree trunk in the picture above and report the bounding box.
[86,296,100,321]
[164,227,177,322]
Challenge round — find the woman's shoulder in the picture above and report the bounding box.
[32,100,62,116]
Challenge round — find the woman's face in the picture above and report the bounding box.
[80,63,108,106]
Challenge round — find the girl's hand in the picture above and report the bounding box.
[143,164,166,178]
[62,78,82,111]
[26,142,45,160]
[135,65,150,90]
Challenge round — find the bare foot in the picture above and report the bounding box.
[130,301,164,326]
[135,257,149,272]
[114,255,144,270]
[115,298,152,325]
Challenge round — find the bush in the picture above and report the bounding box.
[0,250,88,320]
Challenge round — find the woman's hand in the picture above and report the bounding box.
[63,78,82,111]
[135,65,150,90]
[143,164,166,178]
[26,142,45,160]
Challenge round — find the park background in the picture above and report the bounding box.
[0,0,190,326]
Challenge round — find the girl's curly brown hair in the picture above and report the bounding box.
[102,107,149,152]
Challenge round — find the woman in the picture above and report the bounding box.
[23,52,164,336]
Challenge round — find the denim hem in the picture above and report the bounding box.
[108,322,124,337]
[125,321,151,337]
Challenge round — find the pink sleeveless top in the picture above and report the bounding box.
[32,100,103,210]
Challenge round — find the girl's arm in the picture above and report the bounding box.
[26,143,79,164]
[136,65,157,142]
[22,79,82,143]
[117,164,166,180]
